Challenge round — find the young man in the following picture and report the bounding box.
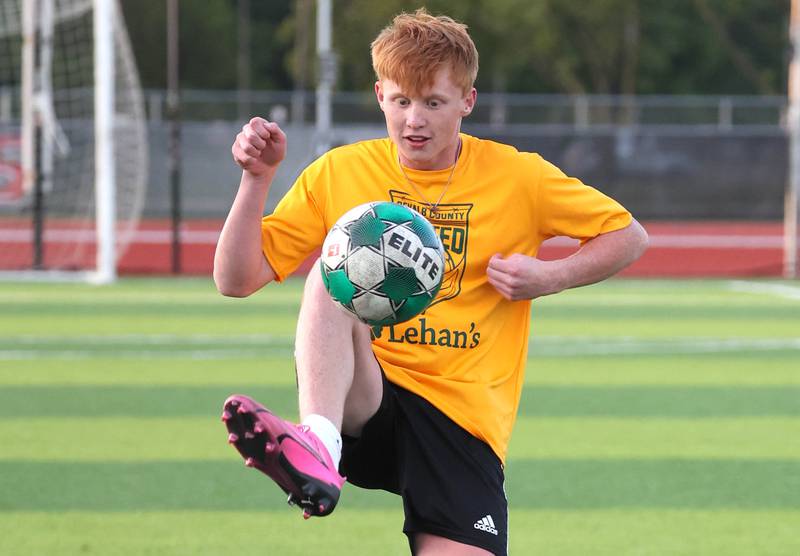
[215,9,648,556]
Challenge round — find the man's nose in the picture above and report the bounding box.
[406,104,426,128]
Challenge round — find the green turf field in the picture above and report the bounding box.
[0,277,798,555]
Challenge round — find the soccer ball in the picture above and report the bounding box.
[320,201,445,327]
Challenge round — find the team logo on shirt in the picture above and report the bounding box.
[390,190,472,308]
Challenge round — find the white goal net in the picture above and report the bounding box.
[0,0,147,281]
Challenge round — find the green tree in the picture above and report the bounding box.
[332,0,788,95]
[120,0,788,95]
[120,0,292,89]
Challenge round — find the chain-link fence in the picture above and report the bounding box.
[139,90,788,222]
[144,90,787,129]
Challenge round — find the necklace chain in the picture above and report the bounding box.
[397,140,462,214]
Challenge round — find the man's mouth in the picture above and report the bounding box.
[404,135,430,147]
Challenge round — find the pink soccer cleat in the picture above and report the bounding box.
[221,394,346,518]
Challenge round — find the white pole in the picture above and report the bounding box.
[786,0,800,279]
[20,0,36,195]
[93,0,116,284]
[315,0,333,155]
[39,0,54,194]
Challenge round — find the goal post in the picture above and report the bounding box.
[787,0,800,279]
[0,0,147,282]
[94,0,115,284]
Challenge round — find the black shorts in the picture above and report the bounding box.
[340,373,508,555]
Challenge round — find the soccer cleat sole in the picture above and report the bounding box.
[222,396,341,518]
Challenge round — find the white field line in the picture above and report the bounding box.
[530,337,800,356]
[727,280,800,301]
[0,229,785,249]
[0,334,295,359]
[4,333,294,345]
[1,334,799,359]
[0,349,292,360]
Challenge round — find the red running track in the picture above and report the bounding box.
[0,220,792,277]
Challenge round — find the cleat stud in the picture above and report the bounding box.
[245,457,255,467]
[221,410,231,422]
[253,423,264,433]
[265,442,275,453]
[237,405,247,414]
[303,510,311,520]
[227,433,238,444]
[318,504,325,514]
[244,431,255,439]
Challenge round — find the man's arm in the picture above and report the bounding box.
[213,117,286,297]
[486,219,649,300]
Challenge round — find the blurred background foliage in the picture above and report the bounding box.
[120,0,789,95]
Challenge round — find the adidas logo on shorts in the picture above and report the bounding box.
[473,514,498,536]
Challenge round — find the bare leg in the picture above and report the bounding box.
[294,264,384,436]
[413,533,494,555]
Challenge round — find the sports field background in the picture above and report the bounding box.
[0,277,798,555]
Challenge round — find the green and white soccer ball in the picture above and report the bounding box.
[320,201,445,327]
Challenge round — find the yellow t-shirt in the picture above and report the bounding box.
[261,133,632,462]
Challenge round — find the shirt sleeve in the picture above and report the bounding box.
[535,157,632,243]
[260,158,329,282]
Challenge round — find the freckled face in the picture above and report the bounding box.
[376,68,476,170]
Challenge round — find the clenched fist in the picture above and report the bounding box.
[232,117,287,176]
[487,253,564,300]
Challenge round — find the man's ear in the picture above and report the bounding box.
[375,81,385,110]
[462,88,477,116]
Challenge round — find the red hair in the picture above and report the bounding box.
[371,9,479,96]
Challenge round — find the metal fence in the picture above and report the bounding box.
[144,89,788,131]
[1,88,791,221]
[133,90,790,223]
[2,87,788,129]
